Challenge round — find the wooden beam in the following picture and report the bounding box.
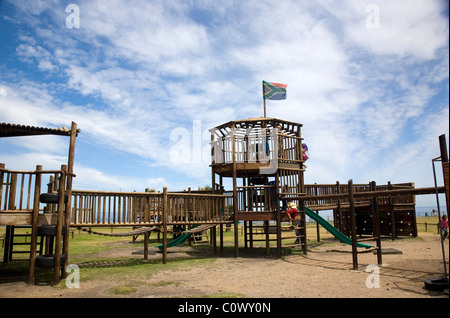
[281,186,445,201]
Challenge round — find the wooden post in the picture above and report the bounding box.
[297,126,307,255]
[218,174,224,252]
[211,130,218,254]
[220,223,224,252]
[232,123,239,257]
[275,171,282,258]
[388,181,396,240]
[4,171,17,263]
[336,181,342,233]
[244,220,248,248]
[212,225,217,256]
[62,122,77,274]
[53,165,67,285]
[144,231,149,260]
[162,187,168,264]
[371,181,382,265]
[314,183,320,242]
[67,122,77,177]
[349,179,358,270]
[264,178,270,256]
[243,178,248,249]
[247,178,254,248]
[0,164,5,262]
[28,165,42,284]
[8,172,17,211]
[0,163,4,210]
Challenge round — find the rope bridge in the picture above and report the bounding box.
[76,226,159,237]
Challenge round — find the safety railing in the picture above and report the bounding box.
[211,129,303,166]
[70,189,233,227]
[0,163,72,226]
[303,182,415,208]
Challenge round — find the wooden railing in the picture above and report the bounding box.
[1,166,37,212]
[0,162,424,228]
[70,189,233,227]
[166,192,232,224]
[0,164,72,226]
[303,182,416,209]
[211,130,303,166]
[235,185,276,212]
[70,190,162,226]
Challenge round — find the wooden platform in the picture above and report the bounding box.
[182,224,217,234]
[0,211,59,226]
[237,211,276,221]
[212,162,303,178]
[0,210,32,226]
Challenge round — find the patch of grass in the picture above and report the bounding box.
[150,280,180,287]
[72,256,216,285]
[196,292,247,298]
[106,285,137,295]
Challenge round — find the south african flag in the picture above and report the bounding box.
[263,81,287,100]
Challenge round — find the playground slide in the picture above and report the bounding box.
[156,225,199,249]
[304,206,372,249]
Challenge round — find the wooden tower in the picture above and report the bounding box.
[210,117,307,257]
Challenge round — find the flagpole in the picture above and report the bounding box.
[264,99,266,118]
[263,81,266,117]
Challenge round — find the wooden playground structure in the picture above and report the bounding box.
[1,119,449,285]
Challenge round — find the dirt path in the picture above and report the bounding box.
[0,233,448,298]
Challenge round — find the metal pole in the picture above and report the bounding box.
[432,157,448,280]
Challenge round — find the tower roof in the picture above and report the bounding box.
[211,117,302,136]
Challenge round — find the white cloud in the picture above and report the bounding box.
[318,0,449,60]
[79,0,210,68]
[72,164,169,192]
[1,0,448,204]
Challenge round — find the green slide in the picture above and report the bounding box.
[305,206,372,249]
[156,225,199,249]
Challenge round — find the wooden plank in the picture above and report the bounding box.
[182,224,217,234]
[237,212,276,221]
[283,186,445,201]
[0,212,32,225]
[0,209,33,213]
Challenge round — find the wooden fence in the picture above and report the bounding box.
[69,189,233,227]
[303,182,416,210]
[0,164,70,226]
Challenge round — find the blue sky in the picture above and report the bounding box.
[0,0,448,207]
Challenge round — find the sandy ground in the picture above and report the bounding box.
[0,233,448,299]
